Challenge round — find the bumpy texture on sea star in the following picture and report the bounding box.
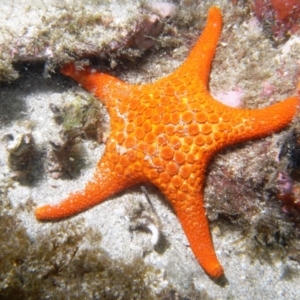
[35,7,299,278]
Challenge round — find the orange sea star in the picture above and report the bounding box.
[35,7,299,279]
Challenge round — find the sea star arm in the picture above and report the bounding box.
[165,7,222,88]
[223,96,299,146]
[35,152,139,220]
[61,63,134,108]
[171,190,224,278]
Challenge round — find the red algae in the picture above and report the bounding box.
[252,0,300,41]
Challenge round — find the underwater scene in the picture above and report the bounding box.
[1,0,300,299]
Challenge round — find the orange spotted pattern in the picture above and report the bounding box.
[35,7,299,279]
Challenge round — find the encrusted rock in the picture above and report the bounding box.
[3,122,36,182]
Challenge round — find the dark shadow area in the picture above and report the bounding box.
[0,62,73,126]
[0,61,94,187]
